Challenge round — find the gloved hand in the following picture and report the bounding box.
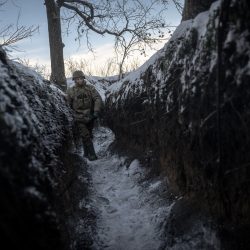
[92,111,99,120]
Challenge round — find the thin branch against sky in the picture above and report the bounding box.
[0,0,183,76]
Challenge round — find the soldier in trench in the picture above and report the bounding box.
[67,70,103,161]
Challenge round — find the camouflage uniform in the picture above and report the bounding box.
[67,78,103,160]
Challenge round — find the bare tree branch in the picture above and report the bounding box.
[59,0,132,36]
[0,0,7,7]
[60,0,177,73]
[59,0,176,38]
[0,0,39,50]
[159,0,183,14]
[172,0,184,14]
[46,0,182,82]
[60,0,94,18]
[0,24,39,48]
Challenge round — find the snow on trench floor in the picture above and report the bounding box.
[82,127,173,250]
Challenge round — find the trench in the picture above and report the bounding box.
[68,126,220,250]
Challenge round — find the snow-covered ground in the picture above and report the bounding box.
[77,126,174,250]
[71,126,221,250]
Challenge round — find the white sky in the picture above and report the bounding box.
[0,0,183,76]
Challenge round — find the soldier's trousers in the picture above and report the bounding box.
[75,120,94,144]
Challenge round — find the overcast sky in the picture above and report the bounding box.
[1,0,183,76]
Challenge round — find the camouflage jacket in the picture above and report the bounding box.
[66,84,103,123]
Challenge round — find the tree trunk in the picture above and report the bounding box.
[182,0,217,21]
[45,0,66,91]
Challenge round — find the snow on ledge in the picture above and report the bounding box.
[106,0,221,99]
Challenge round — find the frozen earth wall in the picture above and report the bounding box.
[0,48,74,249]
[105,0,250,234]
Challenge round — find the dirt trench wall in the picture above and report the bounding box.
[0,48,76,249]
[105,0,250,228]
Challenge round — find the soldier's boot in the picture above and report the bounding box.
[86,141,97,161]
[83,144,89,158]
[74,140,82,154]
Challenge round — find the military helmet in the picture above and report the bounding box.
[72,70,85,80]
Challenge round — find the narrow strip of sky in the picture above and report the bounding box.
[0,0,183,73]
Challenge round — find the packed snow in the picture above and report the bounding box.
[69,126,221,250]
[77,126,174,250]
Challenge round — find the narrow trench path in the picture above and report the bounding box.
[83,127,173,250]
[73,126,220,250]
